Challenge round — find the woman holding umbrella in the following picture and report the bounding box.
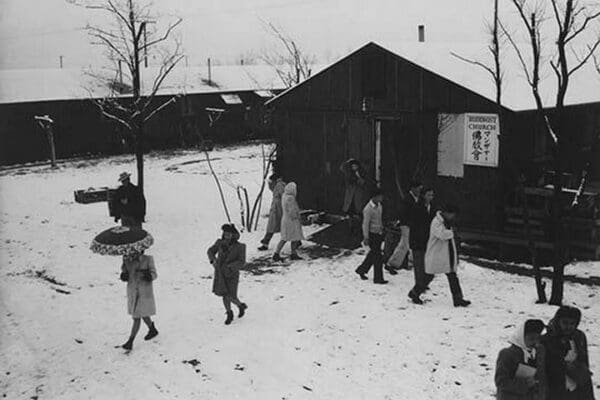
[207,224,248,325]
[119,251,158,350]
[89,225,157,351]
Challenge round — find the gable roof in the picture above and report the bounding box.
[267,41,600,112]
[0,64,287,104]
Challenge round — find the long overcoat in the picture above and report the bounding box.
[207,239,246,298]
[266,179,285,233]
[341,163,371,214]
[122,255,157,318]
[280,183,305,242]
[424,212,459,275]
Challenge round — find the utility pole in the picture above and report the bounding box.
[59,55,64,69]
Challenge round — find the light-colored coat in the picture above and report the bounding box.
[425,212,458,275]
[280,182,305,242]
[266,179,285,233]
[121,255,157,318]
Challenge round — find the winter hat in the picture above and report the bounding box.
[554,306,581,324]
[221,223,240,240]
[118,172,131,182]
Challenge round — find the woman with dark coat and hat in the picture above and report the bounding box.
[541,306,595,400]
[207,224,248,325]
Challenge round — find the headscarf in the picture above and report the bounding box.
[284,182,297,197]
[546,306,581,337]
[508,322,539,363]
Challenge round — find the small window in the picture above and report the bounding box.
[254,90,274,98]
[220,93,243,104]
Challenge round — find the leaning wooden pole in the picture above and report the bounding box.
[205,150,231,223]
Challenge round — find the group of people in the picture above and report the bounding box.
[106,171,593,400]
[342,161,471,307]
[496,307,594,399]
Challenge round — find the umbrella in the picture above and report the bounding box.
[90,226,154,256]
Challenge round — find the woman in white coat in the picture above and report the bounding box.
[424,204,471,307]
[273,182,305,261]
[119,251,159,350]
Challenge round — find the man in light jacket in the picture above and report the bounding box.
[424,204,471,307]
[355,189,388,284]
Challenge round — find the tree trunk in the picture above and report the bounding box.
[135,123,145,194]
[522,183,547,303]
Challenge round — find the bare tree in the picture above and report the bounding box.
[503,0,600,305]
[260,20,314,88]
[70,0,183,194]
[451,0,504,106]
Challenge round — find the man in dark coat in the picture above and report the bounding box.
[112,172,146,229]
[385,180,423,273]
[541,306,595,400]
[407,187,436,304]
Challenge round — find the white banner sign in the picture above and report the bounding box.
[463,113,499,167]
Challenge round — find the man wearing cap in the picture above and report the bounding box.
[112,172,146,229]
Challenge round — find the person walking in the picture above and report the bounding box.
[424,204,471,307]
[541,306,595,400]
[494,319,546,400]
[407,187,436,304]
[118,251,158,351]
[386,180,423,272]
[111,172,146,229]
[273,182,305,261]
[355,189,388,284]
[207,224,248,325]
[258,174,286,251]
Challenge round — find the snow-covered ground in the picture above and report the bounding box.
[0,143,598,400]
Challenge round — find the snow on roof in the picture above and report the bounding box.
[0,64,287,105]
[268,41,600,112]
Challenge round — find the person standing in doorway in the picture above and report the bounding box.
[340,159,372,235]
[355,189,388,284]
[112,172,146,229]
[273,182,305,261]
[424,204,471,307]
[386,180,423,273]
[258,174,286,251]
[407,187,437,304]
[207,224,248,325]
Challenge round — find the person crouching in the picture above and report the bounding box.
[207,224,248,325]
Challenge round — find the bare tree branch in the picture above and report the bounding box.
[141,18,182,50]
[143,95,179,122]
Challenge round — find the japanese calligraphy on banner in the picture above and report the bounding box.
[463,113,500,167]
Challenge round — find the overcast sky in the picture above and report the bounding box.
[0,0,499,70]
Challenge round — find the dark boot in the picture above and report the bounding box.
[258,245,268,251]
[384,265,398,275]
[238,303,248,318]
[273,253,283,262]
[355,268,368,280]
[144,323,158,341]
[225,310,234,325]
[447,273,470,307]
[290,253,302,260]
[121,339,134,350]
[408,289,424,305]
